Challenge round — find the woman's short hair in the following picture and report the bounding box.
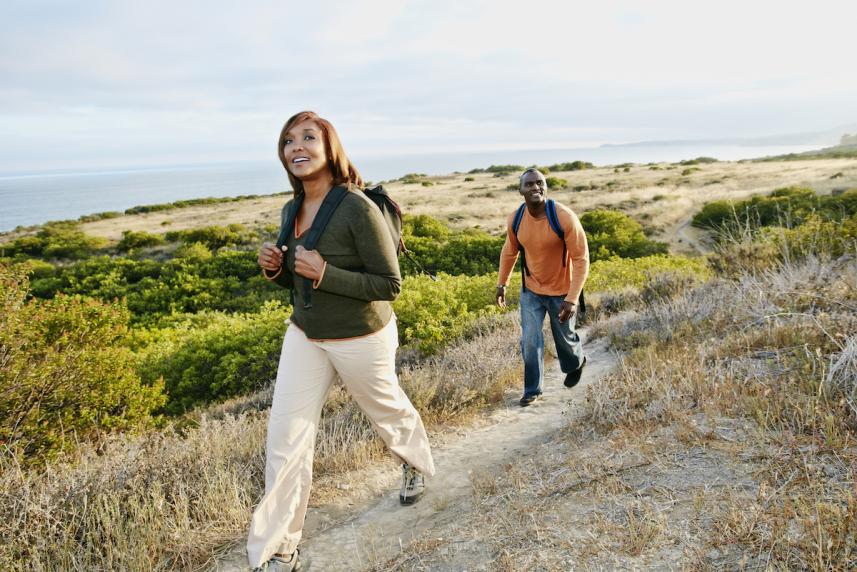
[278,111,363,195]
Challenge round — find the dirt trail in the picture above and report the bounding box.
[213,331,616,571]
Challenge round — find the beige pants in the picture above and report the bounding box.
[246,317,435,567]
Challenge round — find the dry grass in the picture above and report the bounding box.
[67,158,857,254]
[0,314,521,571]
[369,250,857,571]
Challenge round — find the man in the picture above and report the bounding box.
[496,168,589,406]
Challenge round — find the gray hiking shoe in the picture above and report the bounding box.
[399,463,425,505]
[254,550,302,572]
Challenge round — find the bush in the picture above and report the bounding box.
[117,230,165,251]
[165,224,255,249]
[0,263,165,459]
[546,161,593,171]
[394,273,520,355]
[30,251,277,324]
[2,222,106,260]
[134,302,290,415]
[403,214,450,241]
[400,229,504,277]
[586,254,712,294]
[693,187,857,231]
[545,176,567,189]
[579,210,669,261]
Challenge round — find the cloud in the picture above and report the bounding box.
[1,0,856,171]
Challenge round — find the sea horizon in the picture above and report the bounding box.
[0,142,824,232]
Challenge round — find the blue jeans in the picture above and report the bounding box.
[519,288,584,397]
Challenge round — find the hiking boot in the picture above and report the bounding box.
[564,357,587,388]
[400,463,425,505]
[254,550,302,572]
[519,393,542,407]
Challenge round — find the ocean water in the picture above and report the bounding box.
[0,143,820,232]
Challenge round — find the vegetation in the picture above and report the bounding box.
[693,186,857,230]
[1,264,165,460]
[580,210,669,261]
[545,176,567,189]
[117,229,165,251]
[165,223,257,249]
[123,193,286,215]
[0,221,107,260]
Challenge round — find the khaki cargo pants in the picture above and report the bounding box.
[246,318,435,567]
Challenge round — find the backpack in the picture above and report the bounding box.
[511,199,586,317]
[275,185,406,309]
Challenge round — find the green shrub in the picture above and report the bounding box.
[399,173,428,184]
[30,251,277,324]
[467,164,525,174]
[678,157,718,165]
[78,211,122,222]
[0,263,165,459]
[586,254,712,293]
[579,210,669,261]
[421,181,434,187]
[546,161,593,171]
[394,273,520,355]
[117,230,166,251]
[3,222,106,260]
[545,176,567,189]
[464,177,475,182]
[693,187,857,230]
[403,214,450,240]
[165,224,254,249]
[400,227,504,277]
[134,302,290,414]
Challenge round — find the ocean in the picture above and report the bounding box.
[0,143,821,232]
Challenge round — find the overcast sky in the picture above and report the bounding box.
[2,0,856,173]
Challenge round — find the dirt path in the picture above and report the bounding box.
[212,331,616,571]
[673,219,710,255]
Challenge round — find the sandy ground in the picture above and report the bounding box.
[56,157,857,253]
[210,331,617,571]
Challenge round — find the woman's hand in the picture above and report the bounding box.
[258,242,286,271]
[294,245,326,281]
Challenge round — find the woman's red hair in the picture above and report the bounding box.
[277,111,363,195]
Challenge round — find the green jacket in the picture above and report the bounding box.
[268,188,401,339]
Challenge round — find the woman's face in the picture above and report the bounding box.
[282,118,329,180]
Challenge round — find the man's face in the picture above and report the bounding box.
[519,170,547,207]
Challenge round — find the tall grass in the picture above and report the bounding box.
[582,249,857,569]
[0,314,521,571]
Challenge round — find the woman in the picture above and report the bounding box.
[248,111,435,571]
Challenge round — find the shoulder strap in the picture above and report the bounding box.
[545,200,564,239]
[300,186,350,309]
[303,186,349,250]
[276,194,304,249]
[512,203,526,237]
[545,199,567,268]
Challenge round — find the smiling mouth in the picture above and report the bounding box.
[292,157,309,164]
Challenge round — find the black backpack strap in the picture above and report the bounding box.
[511,204,529,289]
[545,199,567,267]
[300,186,350,309]
[276,194,303,250]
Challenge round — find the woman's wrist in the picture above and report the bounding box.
[262,267,283,281]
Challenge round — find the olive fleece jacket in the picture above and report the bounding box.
[267,188,401,339]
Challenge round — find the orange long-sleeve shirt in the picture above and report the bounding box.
[498,202,589,303]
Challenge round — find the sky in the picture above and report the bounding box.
[1,0,856,173]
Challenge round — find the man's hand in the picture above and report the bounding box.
[558,300,576,323]
[496,285,507,308]
[258,241,286,271]
[294,245,325,281]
